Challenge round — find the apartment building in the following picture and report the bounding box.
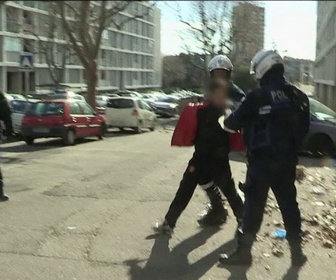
[283,56,314,85]
[231,2,265,70]
[0,1,162,94]
[314,1,336,110]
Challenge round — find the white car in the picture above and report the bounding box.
[105,97,157,133]
[9,99,36,134]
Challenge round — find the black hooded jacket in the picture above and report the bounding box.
[0,93,13,135]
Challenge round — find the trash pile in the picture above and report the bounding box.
[305,209,336,248]
[299,165,336,249]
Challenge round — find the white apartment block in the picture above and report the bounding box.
[314,1,336,110]
[0,1,162,93]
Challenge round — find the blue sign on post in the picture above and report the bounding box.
[19,53,34,72]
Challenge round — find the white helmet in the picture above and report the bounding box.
[208,55,233,73]
[250,49,284,80]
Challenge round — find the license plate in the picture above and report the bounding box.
[33,127,49,133]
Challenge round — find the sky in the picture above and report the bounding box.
[158,1,317,60]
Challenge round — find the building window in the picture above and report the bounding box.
[4,37,22,52]
[6,7,20,33]
[101,50,106,60]
[101,70,106,80]
[23,39,35,53]
[23,11,35,33]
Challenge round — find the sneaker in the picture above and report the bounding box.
[153,220,174,235]
[0,195,9,202]
[198,206,228,226]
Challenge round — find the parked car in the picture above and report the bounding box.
[9,99,37,134]
[21,100,107,146]
[105,97,156,133]
[95,95,110,115]
[50,91,86,102]
[301,97,336,155]
[141,94,159,107]
[152,96,180,117]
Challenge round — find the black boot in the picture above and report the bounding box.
[219,234,254,266]
[0,178,9,202]
[198,185,227,226]
[289,240,307,266]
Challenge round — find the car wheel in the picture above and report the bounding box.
[308,134,334,156]
[63,130,76,146]
[24,137,34,145]
[150,119,157,131]
[134,121,143,134]
[98,123,107,140]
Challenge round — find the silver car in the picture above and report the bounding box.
[302,97,336,155]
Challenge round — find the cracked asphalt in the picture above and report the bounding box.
[0,119,335,280]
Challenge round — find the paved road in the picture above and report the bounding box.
[0,119,334,280]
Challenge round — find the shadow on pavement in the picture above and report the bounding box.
[0,139,66,153]
[124,227,239,280]
[298,155,336,168]
[218,264,249,280]
[104,129,150,138]
[229,151,336,169]
[281,265,303,280]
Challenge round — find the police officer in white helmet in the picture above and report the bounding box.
[218,49,310,266]
[196,54,245,229]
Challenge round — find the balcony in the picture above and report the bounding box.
[23,1,35,8]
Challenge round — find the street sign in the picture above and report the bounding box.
[19,53,34,72]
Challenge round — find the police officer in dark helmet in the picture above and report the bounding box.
[219,50,310,266]
[197,55,245,227]
[0,92,14,202]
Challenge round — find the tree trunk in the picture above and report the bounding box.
[85,62,97,109]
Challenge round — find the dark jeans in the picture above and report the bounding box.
[165,156,243,228]
[243,156,302,242]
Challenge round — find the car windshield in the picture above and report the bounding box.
[26,102,64,116]
[310,98,336,120]
[107,99,134,109]
[157,96,178,103]
[10,100,30,113]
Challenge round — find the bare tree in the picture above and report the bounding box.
[29,2,70,87]
[177,1,234,80]
[56,1,151,108]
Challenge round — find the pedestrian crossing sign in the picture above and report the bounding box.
[19,53,34,71]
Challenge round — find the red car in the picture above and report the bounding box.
[21,100,107,145]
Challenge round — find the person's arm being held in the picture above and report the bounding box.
[223,92,257,132]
